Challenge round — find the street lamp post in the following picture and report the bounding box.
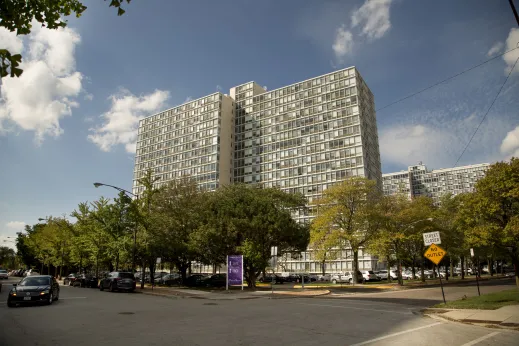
[93,183,139,275]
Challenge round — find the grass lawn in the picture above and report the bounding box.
[433,289,519,310]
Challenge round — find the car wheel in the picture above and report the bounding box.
[99,283,104,291]
[47,292,53,305]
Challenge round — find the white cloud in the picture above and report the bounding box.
[0,27,23,53]
[332,25,354,60]
[216,85,222,91]
[84,93,94,101]
[0,22,83,144]
[5,221,26,231]
[500,125,519,158]
[88,88,169,153]
[503,28,519,74]
[380,124,453,169]
[487,41,504,57]
[351,0,393,40]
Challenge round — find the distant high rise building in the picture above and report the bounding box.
[133,66,383,273]
[382,162,490,203]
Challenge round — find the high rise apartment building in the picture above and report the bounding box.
[133,66,383,273]
[382,162,490,203]
[133,93,234,195]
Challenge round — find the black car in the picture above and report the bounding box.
[203,274,227,288]
[7,275,60,307]
[259,274,285,284]
[72,274,98,288]
[99,272,136,292]
[183,274,207,287]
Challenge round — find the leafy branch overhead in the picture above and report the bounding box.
[0,0,131,78]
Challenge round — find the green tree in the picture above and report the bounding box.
[1,0,130,77]
[150,177,204,283]
[310,177,383,284]
[0,246,16,268]
[457,158,519,287]
[205,184,309,288]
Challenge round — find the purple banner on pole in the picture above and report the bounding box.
[227,255,243,286]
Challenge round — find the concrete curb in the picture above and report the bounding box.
[423,310,519,330]
[138,288,331,300]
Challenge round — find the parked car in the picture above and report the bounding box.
[259,274,285,284]
[159,273,181,286]
[24,269,39,277]
[99,272,136,292]
[63,273,78,286]
[0,269,8,280]
[360,270,381,282]
[7,275,60,307]
[203,274,227,288]
[72,274,98,288]
[183,274,208,287]
[330,272,352,284]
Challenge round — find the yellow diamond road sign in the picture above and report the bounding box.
[424,244,447,265]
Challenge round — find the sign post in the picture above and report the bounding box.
[227,255,243,291]
[424,243,447,304]
[423,231,441,246]
[470,248,480,296]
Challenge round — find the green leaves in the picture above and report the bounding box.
[0,50,22,77]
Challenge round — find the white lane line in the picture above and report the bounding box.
[294,302,413,315]
[349,322,442,346]
[459,332,500,346]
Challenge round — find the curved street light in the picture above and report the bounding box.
[93,182,139,274]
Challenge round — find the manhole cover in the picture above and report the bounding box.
[118,312,135,315]
[203,302,218,306]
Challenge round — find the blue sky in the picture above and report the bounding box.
[1,0,519,245]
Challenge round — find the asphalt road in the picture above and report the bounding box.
[0,277,517,346]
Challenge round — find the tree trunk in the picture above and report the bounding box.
[420,259,425,282]
[387,255,392,283]
[490,254,494,276]
[321,259,326,276]
[179,263,189,284]
[397,257,403,286]
[460,255,465,280]
[353,249,359,285]
[140,260,145,289]
[450,259,454,279]
[411,255,416,280]
[95,251,99,279]
[115,252,119,272]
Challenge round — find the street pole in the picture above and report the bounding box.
[510,0,519,26]
[438,269,446,304]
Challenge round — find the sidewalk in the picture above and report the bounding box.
[423,305,519,329]
[136,286,330,300]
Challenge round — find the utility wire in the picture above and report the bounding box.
[376,45,519,112]
[453,55,519,168]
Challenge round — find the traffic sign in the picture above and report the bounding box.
[423,231,441,246]
[424,244,446,265]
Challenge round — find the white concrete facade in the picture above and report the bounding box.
[133,67,383,274]
[383,162,490,203]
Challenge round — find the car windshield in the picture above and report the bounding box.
[117,273,134,279]
[19,277,50,286]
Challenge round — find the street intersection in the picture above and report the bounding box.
[0,276,517,345]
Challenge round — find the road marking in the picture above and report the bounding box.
[459,332,500,346]
[349,322,442,346]
[294,302,413,315]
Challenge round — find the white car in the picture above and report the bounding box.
[0,269,8,279]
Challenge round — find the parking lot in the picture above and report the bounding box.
[1,275,518,345]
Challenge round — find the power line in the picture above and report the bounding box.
[453,56,519,168]
[376,45,519,113]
